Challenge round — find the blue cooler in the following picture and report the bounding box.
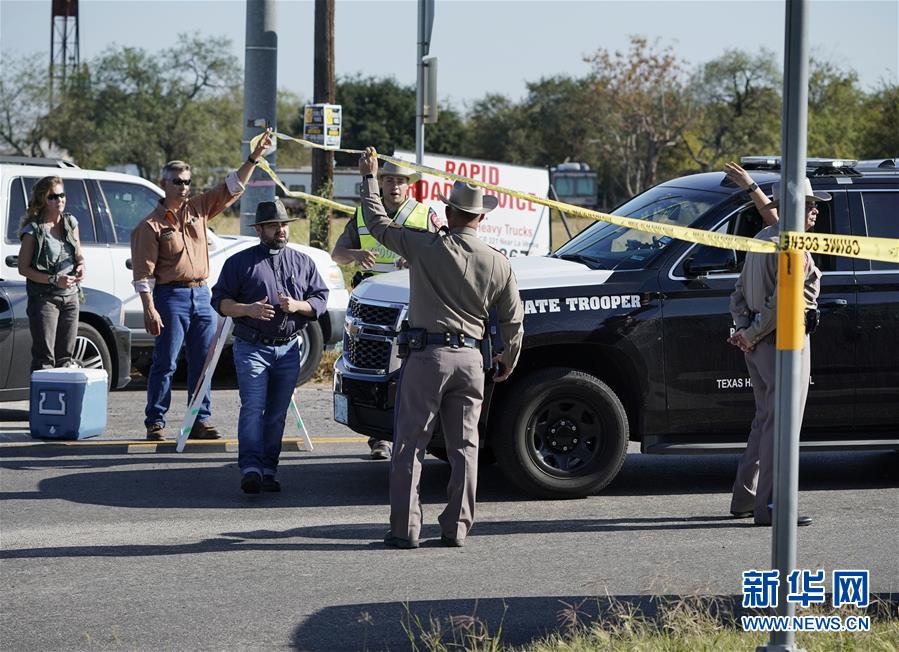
[29,368,108,440]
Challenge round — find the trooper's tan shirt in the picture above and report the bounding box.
[360,176,524,370]
[730,224,821,345]
[130,172,244,290]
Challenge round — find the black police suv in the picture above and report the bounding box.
[333,157,899,498]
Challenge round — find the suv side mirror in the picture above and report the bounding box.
[683,249,738,277]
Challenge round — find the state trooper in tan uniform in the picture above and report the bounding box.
[728,178,829,527]
[358,147,524,549]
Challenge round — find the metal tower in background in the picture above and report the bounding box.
[49,0,80,106]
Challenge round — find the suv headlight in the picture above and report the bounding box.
[327,264,345,289]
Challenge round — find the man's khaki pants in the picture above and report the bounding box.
[730,334,811,524]
[389,345,484,542]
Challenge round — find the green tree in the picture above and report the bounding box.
[331,74,466,166]
[807,59,865,158]
[584,36,695,204]
[461,93,529,163]
[684,49,781,171]
[858,83,899,158]
[43,33,241,180]
[278,89,311,169]
[0,53,51,156]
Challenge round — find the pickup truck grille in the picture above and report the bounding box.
[345,336,392,370]
[348,297,400,327]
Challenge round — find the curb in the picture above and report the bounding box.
[0,435,367,455]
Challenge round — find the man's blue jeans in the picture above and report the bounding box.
[233,337,300,477]
[145,284,217,428]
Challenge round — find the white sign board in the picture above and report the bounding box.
[303,104,342,148]
[394,151,551,257]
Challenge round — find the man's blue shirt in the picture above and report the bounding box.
[211,243,329,338]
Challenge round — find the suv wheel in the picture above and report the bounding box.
[494,367,628,498]
[73,322,113,387]
[296,321,324,386]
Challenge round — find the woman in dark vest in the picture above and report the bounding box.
[17,176,85,371]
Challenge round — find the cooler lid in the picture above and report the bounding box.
[31,368,108,383]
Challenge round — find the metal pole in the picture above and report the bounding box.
[415,0,426,166]
[763,1,809,651]
[241,0,278,236]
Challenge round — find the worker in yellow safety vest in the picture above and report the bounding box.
[331,159,442,287]
[331,159,443,461]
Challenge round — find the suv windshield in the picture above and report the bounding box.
[554,185,727,270]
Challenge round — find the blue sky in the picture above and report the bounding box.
[2,0,897,109]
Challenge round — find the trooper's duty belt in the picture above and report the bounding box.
[425,332,481,348]
[397,326,483,359]
[750,308,819,335]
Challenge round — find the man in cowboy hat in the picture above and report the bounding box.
[358,147,524,548]
[212,199,329,494]
[331,157,443,461]
[727,178,829,526]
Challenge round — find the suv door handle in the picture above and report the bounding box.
[820,299,849,313]
[4,255,18,268]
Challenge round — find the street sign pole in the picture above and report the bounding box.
[415,0,435,166]
[764,1,810,651]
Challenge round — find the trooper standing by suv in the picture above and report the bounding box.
[331,159,442,461]
[212,199,328,493]
[727,178,829,526]
[358,147,524,549]
[131,129,274,441]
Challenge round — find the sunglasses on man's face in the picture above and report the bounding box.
[171,178,192,186]
[47,192,66,201]
[806,202,818,211]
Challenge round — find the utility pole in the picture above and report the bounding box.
[764,1,810,651]
[241,0,278,235]
[309,0,335,251]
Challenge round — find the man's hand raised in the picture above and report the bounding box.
[359,147,379,177]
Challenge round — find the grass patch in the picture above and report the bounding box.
[311,348,340,385]
[395,596,899,652]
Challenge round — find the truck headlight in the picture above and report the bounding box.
[327,264,345,288]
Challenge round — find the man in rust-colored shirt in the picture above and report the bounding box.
[131,129,273,441]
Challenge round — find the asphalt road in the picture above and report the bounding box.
[1,381,897,651]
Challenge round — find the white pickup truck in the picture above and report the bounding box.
[1,157,349,384]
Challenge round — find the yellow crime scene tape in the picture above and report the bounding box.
[249,131,899,265]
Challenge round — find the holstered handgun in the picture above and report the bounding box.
[397,321,427,359]
[805,308,820,335]
[480,322,496,373]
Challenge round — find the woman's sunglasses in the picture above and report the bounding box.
[171,179,192,186]
[47,192,66,201]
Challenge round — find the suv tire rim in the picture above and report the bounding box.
[297,329,309,367]
[72,335,104,370]
[526,395,604,476]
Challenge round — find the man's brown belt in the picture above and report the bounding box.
[161,280,206,288]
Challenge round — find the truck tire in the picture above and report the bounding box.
[493,367,628,498]
[296,321,324,386]
[73,322,114,388]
